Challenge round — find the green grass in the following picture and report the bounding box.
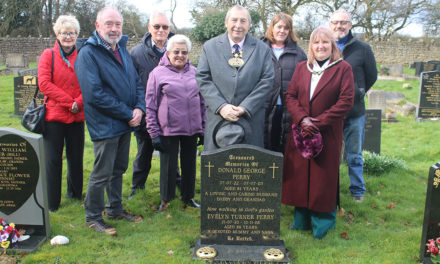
[1,68,439,263]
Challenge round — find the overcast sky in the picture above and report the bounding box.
[125,0,424,37]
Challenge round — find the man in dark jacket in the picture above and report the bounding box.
[75,7,145,235]
[128,12,174,200]
[329,9,378,202]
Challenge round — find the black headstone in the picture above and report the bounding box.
[416,71,440,120]
[0,128,50,252]
[416,61,440,77]
[194,144,289,262]
[363,109,381,154]
[419,162,440,263]
[14,76,44,116]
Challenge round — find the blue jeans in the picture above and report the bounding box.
[85,133,131,222]
[343,115,366,197]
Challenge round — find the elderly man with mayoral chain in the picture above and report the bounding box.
[196,5,274,150]
[75,7,145,235]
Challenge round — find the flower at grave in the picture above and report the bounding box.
[426,237,440,263]
[0,220,20,255]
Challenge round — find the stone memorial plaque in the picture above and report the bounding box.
[194,144,289,262]
[363,109,381,154]
[416,71,440,120]
[368,90,387,117]
[419,162,440,263]
[0,128,49,252]
[14,75,44,116]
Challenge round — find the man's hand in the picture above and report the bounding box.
[219,104,241,122]
[128,108,143,127]
[300,117,320,137]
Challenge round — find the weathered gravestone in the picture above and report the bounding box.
[368,90,387,118]
[14,75,44,116]
[194,144,289,262]
[18,68,38,77]
[419,162,440,263]
[416,71,440,120]
[0,128,49,252]
[5,54,28,75]
[387,64,404,77]
[363,109,381,154]
[415,61,440,77]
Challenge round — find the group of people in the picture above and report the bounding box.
[37,4,377,238]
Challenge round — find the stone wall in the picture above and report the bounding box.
[1,37,439,66]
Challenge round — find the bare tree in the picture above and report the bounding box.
[420,0,440,37]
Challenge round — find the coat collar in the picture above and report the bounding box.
[217,32,257,69]
[309,59,342,102]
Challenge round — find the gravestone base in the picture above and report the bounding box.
[193,238,291,263]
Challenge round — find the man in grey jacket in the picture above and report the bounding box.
[196,5,274,150]
[329,9,378,202]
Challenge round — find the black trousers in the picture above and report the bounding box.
[131,131,154,191]
[43,121,84,211]
[160,135,197,202]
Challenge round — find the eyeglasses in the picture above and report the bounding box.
[171,50,188,55]
[59,32,77,38]
[152,24,169,30]
[330,20,350,26]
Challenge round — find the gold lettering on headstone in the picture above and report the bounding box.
[205,162,214,178]
[434,169,440,189]
[269,163,279,179]
[0,141,29,196]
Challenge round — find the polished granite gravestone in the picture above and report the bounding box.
[14,75,44,116]
[0,128,49,252]
[194,144,289,262]
[415,61,440,77]
[416,71,440,120]
[419,162,440,264]
[363,109,381,154]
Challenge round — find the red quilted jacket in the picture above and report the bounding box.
[38,40,84,123]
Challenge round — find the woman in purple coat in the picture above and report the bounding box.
[145,34,205,212]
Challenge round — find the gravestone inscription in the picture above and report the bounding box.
[194,144,289,262]
[363,109,381,154]
[415,61,440,77]
[416,71,440,120]
[14,75,43,116]
[419,162,440,264]
[0,128,49,252]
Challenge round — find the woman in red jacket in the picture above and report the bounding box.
[38,15,84,211]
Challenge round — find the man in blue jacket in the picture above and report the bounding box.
[329,9,378,203]
[75,7,145,235]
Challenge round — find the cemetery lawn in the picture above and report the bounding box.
[1,70,439,264]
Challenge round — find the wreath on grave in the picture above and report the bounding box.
[426,237,440,264]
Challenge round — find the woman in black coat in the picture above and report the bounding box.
[262,13,307,152]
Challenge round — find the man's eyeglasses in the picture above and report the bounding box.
[59,32,77,38]
[171,50,188,55]
[152,24,169,30]
[330,20,350,26]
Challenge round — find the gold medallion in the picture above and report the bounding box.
[196,246,217,259]
[263,248,285,261]
[228,57,244,67]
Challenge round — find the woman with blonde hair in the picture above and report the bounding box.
[282,26,354,238]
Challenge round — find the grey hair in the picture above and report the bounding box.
[225,5,252,24]
[53,15,80,35]
[96,7,124,24]
[148,12,170,25]
[331,9,352,22]
[166,34,192,52]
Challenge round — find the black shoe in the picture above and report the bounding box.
[184,199,200,209]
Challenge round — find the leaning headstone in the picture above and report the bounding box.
[387,64,403,77]
[363,109,381,154]
[14,75,43,116]
[18,68,38,77]
[5,54,28,75]
[368,90,387,118]
[419,162,440,263]
[416,71,440,121]
[194,144,289,263]
[0,128,50,252]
